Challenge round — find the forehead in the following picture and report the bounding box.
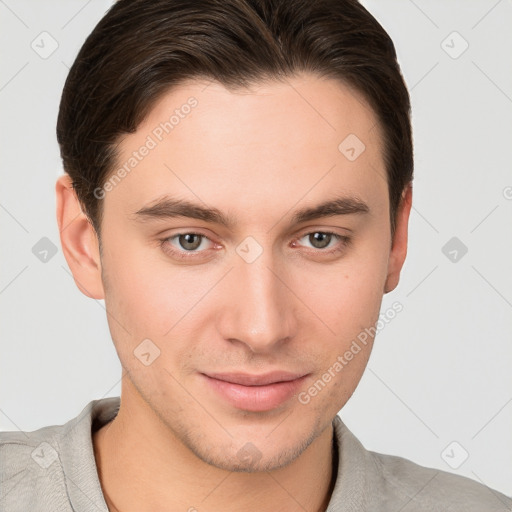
[106,74,387,225]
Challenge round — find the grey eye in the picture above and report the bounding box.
[177,233,204,251]
[306,232,334,249]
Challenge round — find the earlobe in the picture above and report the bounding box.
[384,183,413,294]
[55,174,105,299]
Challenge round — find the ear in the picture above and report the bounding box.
[55,174,105,299]
[384,183,412,294]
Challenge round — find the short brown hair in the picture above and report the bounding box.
[56,0,413,239]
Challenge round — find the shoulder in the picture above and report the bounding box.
[369,449,512,511]
[0,424,71,511]
[332,417,511,511]
[0,397,119,512]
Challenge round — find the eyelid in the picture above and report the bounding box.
[294,225,350,238]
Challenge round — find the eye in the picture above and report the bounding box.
[171,233,209,251]
[159,232,215,260]
[159,230,351,262]
[294,231,351,254]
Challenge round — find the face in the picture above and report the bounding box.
[92,74,405,472]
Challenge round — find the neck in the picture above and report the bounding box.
[93,388,337,512]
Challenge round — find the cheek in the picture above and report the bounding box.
[100,240,220,364]
[100,238,174,352]
[301,237,390,341]
[318,238,390,403]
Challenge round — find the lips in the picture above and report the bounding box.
[203,371,307,386]
[200,371,310,412]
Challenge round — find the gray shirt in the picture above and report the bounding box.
[1,396,511,511]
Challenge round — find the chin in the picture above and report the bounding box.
[183,426,317,473]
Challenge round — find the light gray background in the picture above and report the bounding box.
[1,0,511,498]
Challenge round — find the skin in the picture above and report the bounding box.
[56,73,412,512]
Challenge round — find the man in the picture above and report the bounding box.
[1,0,510,510]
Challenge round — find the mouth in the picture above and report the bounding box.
[200,371,310,412]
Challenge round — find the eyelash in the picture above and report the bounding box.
[158,230,352,260]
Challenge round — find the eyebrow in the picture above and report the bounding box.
[131,194,370,228]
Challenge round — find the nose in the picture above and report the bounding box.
[215,248,299,353]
